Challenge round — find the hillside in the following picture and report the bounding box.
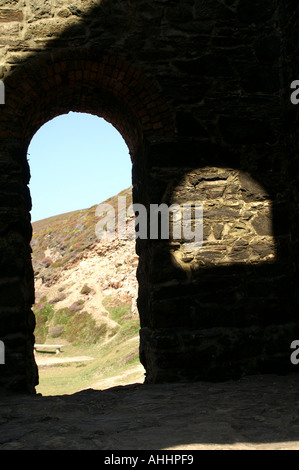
[30,187,144,394]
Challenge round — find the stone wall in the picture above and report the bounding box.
[0,0,298,392]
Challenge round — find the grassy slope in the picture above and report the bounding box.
[31,187,144,395]
[35,332,143,396]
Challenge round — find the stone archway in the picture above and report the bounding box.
[4,49,174,156]
[0,49,175,393]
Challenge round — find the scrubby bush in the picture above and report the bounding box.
[41,257,52,268]
[80,284,92,295]
[50,307,107,344]
[64,311,106,344]
[33,303,55,343]
[69,300,85,312]
[49,325,64,338]
[51,292,67,303]
[53,308,73,326]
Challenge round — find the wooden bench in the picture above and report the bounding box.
[34,344,64,354]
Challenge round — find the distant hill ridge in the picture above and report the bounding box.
[32,185,133,236]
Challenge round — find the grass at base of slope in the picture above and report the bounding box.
[35,296,142,396]
[35,335,143,396]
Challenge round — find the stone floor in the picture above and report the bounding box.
[1,373,299,450]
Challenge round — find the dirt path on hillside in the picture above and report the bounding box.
[35,353,145,389]
[91,364,145,390]
[1,373,299,450]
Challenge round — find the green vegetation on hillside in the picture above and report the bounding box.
[34,296,142,396]
[33,295,137,346]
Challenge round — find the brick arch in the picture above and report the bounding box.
[3,49,175,159]
[0,48,176,393]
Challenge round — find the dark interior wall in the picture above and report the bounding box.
[136,0,299,382]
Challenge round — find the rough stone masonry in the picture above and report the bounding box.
[0,0,299,393]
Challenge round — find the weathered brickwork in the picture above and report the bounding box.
[0,0,298,392]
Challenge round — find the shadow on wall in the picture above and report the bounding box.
[137,140,299,383]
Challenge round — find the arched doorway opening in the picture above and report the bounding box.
[0,48,175,393]
[28,112,145,395]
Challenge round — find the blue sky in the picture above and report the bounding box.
[28,112,132,222]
